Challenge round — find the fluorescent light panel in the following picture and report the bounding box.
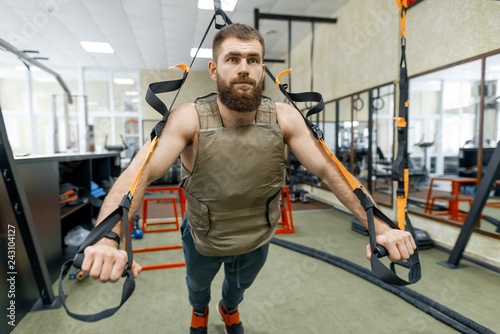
[34,76,57,82]
[80,41,114,54]
[427,80,442,86]
[114,78,134,85]
[190,48,212,59]
[15,65,40,71]
[198,0,237,11]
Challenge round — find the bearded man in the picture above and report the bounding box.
[81,23,416,334]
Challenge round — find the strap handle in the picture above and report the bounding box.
[59,112,163,321]
[58,195,135,322]
[317,140,421,286]
[354,189,421,286]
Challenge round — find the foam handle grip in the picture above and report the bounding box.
[73,253,84,269]
[374,245,388,258]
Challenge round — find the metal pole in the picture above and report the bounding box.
[63,93,71,151]
[0,37,72,104]
[52,95,59,153]
[368,90,374,193]
[26,65,37,154]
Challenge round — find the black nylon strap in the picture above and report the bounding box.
[353,189,421,286]
[264,67,325,140]
[146,75,188,140]
[58,194,135,322]
[392,40,409,185]
[146,9,225,142]
[145,77,187,118]
[57,6,228,323]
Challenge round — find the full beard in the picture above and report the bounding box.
[217,77,263,112]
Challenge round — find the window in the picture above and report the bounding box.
[84,68,141,165]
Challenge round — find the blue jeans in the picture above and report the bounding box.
[181,217,269,311]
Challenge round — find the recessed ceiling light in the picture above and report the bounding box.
[80,41,114,54]
[114,78,134,85]
[190,48,212,59]
[198,0,237,11]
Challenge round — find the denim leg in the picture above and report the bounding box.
[221,243,270,309]
[181,217,224,311]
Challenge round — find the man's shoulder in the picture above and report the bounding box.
[275,102,307,134]
[275,101,299,114]
[176,102,197,110]
[169,102,198,124]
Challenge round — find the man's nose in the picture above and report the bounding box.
[237,59,249,73]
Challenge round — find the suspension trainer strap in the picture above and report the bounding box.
[58,3,421,321]
[58,194,134,322]
[317,138,421,286]
[218,2,420,285]
[393,0,410,231]
[57,4,231,322]
[58,132,163,321]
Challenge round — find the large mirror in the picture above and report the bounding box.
[407,52,500,236]
[298,85,394,208]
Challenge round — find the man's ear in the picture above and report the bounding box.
[208,61,217,81]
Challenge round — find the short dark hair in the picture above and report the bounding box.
[212,23,265,61]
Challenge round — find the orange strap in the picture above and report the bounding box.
[394,0,410,38]
[318,139,360,190]
[128,136,160,196]
[276,68,293,87]
[169,63,191,72]
[395,169,410,230]
[394,0,410,10]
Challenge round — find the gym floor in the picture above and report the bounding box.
[12,201,500,334]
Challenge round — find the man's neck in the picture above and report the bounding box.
[217,98,257,127]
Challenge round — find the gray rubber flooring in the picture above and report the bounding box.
[12,208,500,333]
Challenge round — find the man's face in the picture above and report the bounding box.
[209,37,265,112]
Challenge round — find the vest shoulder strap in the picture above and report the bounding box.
[256,97,277,125]
[195,93,222,129]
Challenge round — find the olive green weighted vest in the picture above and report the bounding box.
[181,93,285,256]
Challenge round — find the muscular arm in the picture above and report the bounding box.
[81,103,199,282]
[276,102,416,261]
